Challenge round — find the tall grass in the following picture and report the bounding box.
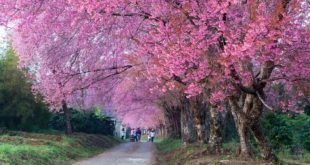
[0,132,120,165]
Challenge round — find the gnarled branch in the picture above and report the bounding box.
[256,91,274,111]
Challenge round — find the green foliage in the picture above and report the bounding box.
[49,108,115,135]
[277,148,310,164]
[223,111,238,142]
[261,113,293,150]
[286,114,310,152]
[0,131,120,165]
[0,47,51,131]
[261,112,310,152]
[305,105,310,116]
[94,106,101,118]
[156,138,182,153]
[222,140,239,156]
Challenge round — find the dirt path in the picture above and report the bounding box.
[73,142,156,165]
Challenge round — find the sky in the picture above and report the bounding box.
[0,26,8,54]
[0,26,6,42]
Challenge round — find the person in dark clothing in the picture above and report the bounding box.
[121,128,125,140]
[135,128,142,142]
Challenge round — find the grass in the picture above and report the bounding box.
[136,134,163,143]
[156,138,182,153]
[278,149,310,165]
[0,131,121,165]
[155,139,310,165]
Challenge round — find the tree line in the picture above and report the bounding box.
[0,48,115,135]
[156,91,310,161]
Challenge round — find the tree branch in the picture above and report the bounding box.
[172,74,187,85]
[256,91,274,111]
[261,77,310,83]
[229,65,256,94]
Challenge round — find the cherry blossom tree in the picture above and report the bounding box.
[111,75,163,128]
[0,0,136,134]
[131,0,310,159]
[1,0,309,161]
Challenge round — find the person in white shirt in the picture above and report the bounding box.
[147,132,151,142]
[130,128,136,142]
[150,129,155,142]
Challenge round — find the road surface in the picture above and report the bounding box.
[73,142,156,165]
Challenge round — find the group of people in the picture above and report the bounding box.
[130,128,142,142]
[120,128,156,142]
[147,129,156,142]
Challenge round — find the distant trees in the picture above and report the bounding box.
[49,108,115,135]
[0,47,50,131]
[0,48,116,135]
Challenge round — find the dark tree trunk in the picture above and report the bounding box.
[208,106,224,154]
[180,98,197,144]
[164,105,181,139]
[251,121,277,161]
[156,124,166,138]
[190,97,207,144]
[160,124,166,138]
[62,100,72,135]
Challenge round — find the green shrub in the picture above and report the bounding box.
[261,113,293,150]
[261,112,310,152]
[49,109,115,135]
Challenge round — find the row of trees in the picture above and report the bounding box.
[0,0,309,162]
[157,89,310,160]
[0,48,115,134]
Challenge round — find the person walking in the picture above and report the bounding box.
[150,129,155,142]
[135,128,142,142]
[147,132,151,142]
[121,128,125,140]
[130,128,136,142]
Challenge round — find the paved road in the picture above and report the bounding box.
[73,142,156,165]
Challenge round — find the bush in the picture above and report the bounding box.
[286,115,310,152]
[261,112,310,152]
[261,113,293,150]
[49,109,115,135]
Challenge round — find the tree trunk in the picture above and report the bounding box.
[227,61,277,161]
[228,97,251,158]
[229,94,276,161]
[236,119,251,158]
[251,120,277,162]
[247,95,276,161]
[173,109,181,138]
[204,109,210,143]
[208,106,223,154]
[190,97,206,144]
[164,105,181,139]
[62,100,72,135]
[160,124,165,137]
[180,98,197,144]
